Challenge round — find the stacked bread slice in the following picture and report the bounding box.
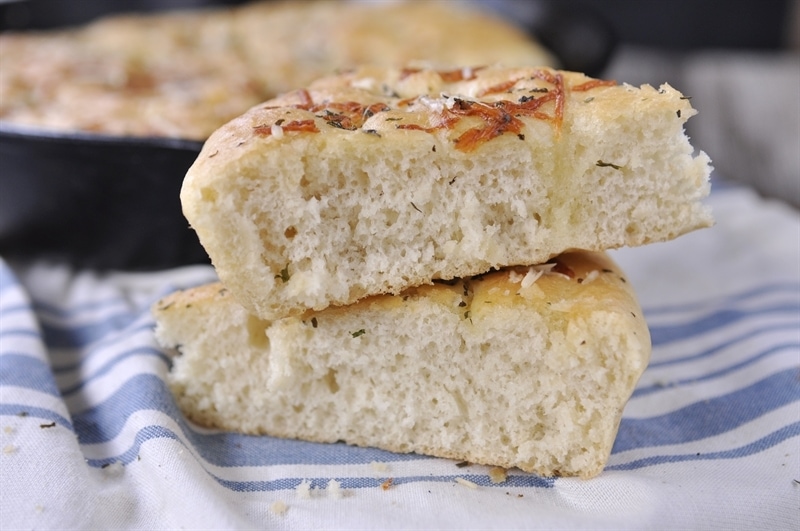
[153,65,713,478]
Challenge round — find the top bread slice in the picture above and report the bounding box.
[181,65,713,319]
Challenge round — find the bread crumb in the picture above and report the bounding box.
[102,461,124,477]
[381,478,393,490]
[370,461,388,473]
[327,479,343,499]
[3,444,17,454]
[3,426,14,434]
[296,480,312,499]
[455,477,478,489]
[488,467,508,484]
[269,500,288,515]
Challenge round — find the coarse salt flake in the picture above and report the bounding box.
[271,124,284,138]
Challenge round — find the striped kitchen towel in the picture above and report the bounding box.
[1,180,798,530]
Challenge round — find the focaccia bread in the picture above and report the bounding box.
[0,0,552,139]
[181,65,713,319]
[232,0,555,97]
[0,8,261,139]
[153,251,651,479]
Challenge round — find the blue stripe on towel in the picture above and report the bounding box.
[643,282,800,316]
[633,343,799,398]
[609,422,800,471]
[0,354,61,397]
[615,368,800,453]
[647,322,798,368]
[0,404,73,430]
[648,303,800,346]
[83,423,555,491]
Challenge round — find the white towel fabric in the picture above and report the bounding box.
[1,178,798,530]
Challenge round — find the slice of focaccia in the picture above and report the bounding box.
[181,65,712,319]
[153,251,650,479]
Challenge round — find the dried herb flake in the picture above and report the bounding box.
[275,265,291,283]
[596,160,622,170]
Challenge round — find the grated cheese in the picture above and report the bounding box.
[416,95,445,114]
[582,270,600,284]
[520,267,544,289]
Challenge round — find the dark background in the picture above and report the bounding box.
[1,0,793,49]
[1,0,795,80]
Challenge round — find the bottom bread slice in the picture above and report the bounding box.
[152,251,650,478]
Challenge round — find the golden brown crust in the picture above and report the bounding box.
[304,250,641,324]
[154,251,639,326]
[190,64,699,197]
[195,66,643,168]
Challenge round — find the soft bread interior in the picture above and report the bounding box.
[182,66,712,319]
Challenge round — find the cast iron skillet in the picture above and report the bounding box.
[0,124,209,270]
